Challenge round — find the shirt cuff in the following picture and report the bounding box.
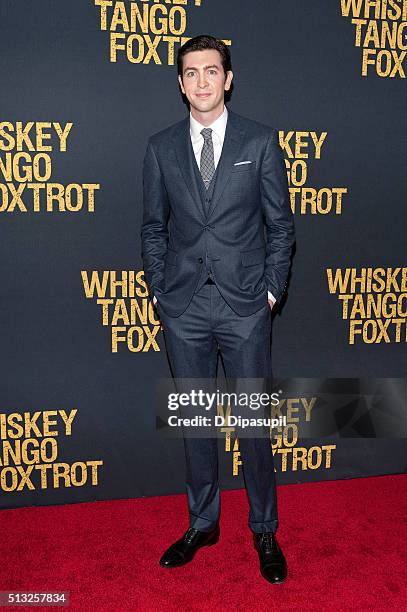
[267,291,276,305]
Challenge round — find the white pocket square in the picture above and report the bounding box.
[234,160,252,165]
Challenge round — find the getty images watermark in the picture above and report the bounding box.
[159,388,287,436]
[156,377,407,440]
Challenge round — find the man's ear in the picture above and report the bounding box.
[178,75,185,94]
[225,70,233,91]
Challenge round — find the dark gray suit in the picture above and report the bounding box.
[141,108,295,318]
[141,107,295,534]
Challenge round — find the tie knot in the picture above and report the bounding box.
[201,127,213,141]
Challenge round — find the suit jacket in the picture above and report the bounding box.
[141,107,295,317]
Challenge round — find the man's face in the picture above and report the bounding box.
[178,49,233,115]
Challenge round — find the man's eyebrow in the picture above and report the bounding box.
[183,64,220,73]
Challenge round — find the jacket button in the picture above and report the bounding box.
[198,257,203,263]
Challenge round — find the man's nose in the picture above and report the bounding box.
[197,73,208,88]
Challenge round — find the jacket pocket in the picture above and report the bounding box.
[231,161,257,173]
[240,246,265,267]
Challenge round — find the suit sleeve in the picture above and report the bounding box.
[141,138,170,298]
[260,129,295,303]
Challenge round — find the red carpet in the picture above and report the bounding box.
[0,475,406,611]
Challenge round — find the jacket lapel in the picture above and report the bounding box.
[172,117,206,221]
[206,109,245,218]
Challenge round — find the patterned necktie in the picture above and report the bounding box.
[200,127,215,190]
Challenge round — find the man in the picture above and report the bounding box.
[141,35,295,584]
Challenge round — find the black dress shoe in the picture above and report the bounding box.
[254,532,287,584]
[159,526,220,568]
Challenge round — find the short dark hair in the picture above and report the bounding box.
[177,34,232,79]
[177,34,233,103]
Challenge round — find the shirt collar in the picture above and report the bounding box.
[189,105,228,145]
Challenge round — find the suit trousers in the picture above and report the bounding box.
[157,282,278,534]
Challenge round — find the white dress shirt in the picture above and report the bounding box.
[190,104,228,170]
[153,105,276,306]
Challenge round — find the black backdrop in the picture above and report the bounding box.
[1,0,406,509]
